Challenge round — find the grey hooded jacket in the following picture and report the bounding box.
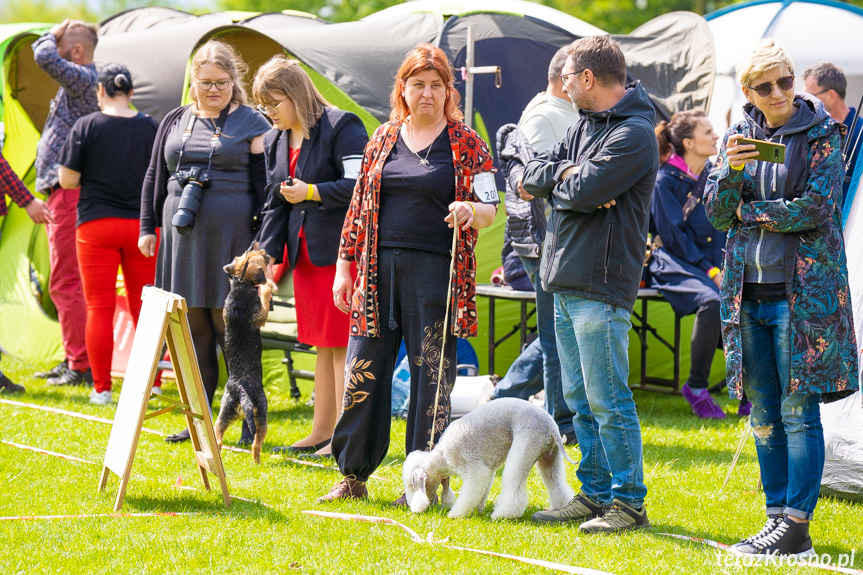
[522,82,658,311]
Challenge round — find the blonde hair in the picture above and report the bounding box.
[252,55,330,140]
[737,38,795,89]
[190,40,249,106]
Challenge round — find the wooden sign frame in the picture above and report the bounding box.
[98,286,231,510]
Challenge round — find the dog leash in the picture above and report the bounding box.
[427,205,462,451]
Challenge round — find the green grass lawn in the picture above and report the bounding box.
[0,354,860,575]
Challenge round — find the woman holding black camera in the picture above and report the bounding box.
[252,55,368,459]
[58,63,157,406]
[139,40,270,443]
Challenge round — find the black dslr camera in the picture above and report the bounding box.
[172,166,211,236]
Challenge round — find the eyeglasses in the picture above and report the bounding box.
[560,70,584,84]
[809,88,830,98]
[196,79,232,91]
[746,76,795,97]
[255,99,287,116]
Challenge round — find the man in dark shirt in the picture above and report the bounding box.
[31,19,99,386]
[803,62,862,204]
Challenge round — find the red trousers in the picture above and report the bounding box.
[75,218,156,392]
[46,188,89,370]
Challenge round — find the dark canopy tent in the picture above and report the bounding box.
[440,13,579,149]
[614,11,716,119]
[264,14,442,125]
[94,10,327,122]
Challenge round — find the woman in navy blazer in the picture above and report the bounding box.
[254,55,368,458]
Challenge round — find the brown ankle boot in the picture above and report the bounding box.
[318,477,368,502]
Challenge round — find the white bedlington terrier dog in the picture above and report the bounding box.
[403,397,575,519]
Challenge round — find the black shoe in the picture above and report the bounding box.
[165,429,191,443]
[35,359,67,379]
[731,517,816,559]
[0,374,25,394]
[46,367,92,387]
[732,514,783,548]
[272,438,331,455]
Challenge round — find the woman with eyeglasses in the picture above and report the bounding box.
[139,40,271,444]
[706,38,858,558]
[252,55,368,459]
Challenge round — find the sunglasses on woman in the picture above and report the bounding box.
[746,76,795,97]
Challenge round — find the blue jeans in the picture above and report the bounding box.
[493,256,574,436]
[740,300,824,520]
[555,293,647,508]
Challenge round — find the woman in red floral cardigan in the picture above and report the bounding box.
[320,43,497,502]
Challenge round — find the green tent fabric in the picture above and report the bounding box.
[1,25,63,364]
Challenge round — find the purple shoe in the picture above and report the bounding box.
[738,400,752,417]
[682,383,726,419]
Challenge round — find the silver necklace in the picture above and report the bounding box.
[407,116,444,165]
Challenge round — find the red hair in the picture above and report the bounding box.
[389,43,463,122]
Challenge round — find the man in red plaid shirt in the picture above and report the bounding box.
[0,149,52,393]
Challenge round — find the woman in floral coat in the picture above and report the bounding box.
[706,39,858,559]
[319,43,496,503]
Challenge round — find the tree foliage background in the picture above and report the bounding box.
[4,0,863,33]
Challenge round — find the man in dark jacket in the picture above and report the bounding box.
[524,36,658,533]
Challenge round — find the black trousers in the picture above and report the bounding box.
[332,248,458,482]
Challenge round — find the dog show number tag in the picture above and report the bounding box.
[472,172,500,205]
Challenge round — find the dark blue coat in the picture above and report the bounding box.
[257,108,368,268]
[648,161,724,316]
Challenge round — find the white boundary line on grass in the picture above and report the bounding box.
[0,398,165,436]
[0,511,235,521]
[658,532,863,574]
[2,440,99,465]
[303,510,619,575]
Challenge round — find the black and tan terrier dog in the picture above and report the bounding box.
[214,245,273,464]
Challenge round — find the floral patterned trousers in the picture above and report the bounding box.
[331,247,458,483]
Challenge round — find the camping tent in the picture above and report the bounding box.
[0,24,63,363]
[821,154,863,501]
[706,0,863,134]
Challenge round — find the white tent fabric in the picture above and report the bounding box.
[364,0,606,36]
[706,0,863,134]
[822,181,863,501]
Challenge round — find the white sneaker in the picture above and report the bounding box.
[89,390,112,405]
[151,386,163,395]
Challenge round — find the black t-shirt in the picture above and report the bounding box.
[378,130,456,255]
[59,111,158,227]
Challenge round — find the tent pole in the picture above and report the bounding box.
[465,27,474,129]
[461,26,501,130]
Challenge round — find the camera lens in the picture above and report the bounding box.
[172,180,203,236]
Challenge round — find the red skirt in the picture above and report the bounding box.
[293,235,354,348]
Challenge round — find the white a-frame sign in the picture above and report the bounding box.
[99,286,231,510]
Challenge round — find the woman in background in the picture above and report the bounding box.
[649,110,740,419]
[59,63,158,405]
